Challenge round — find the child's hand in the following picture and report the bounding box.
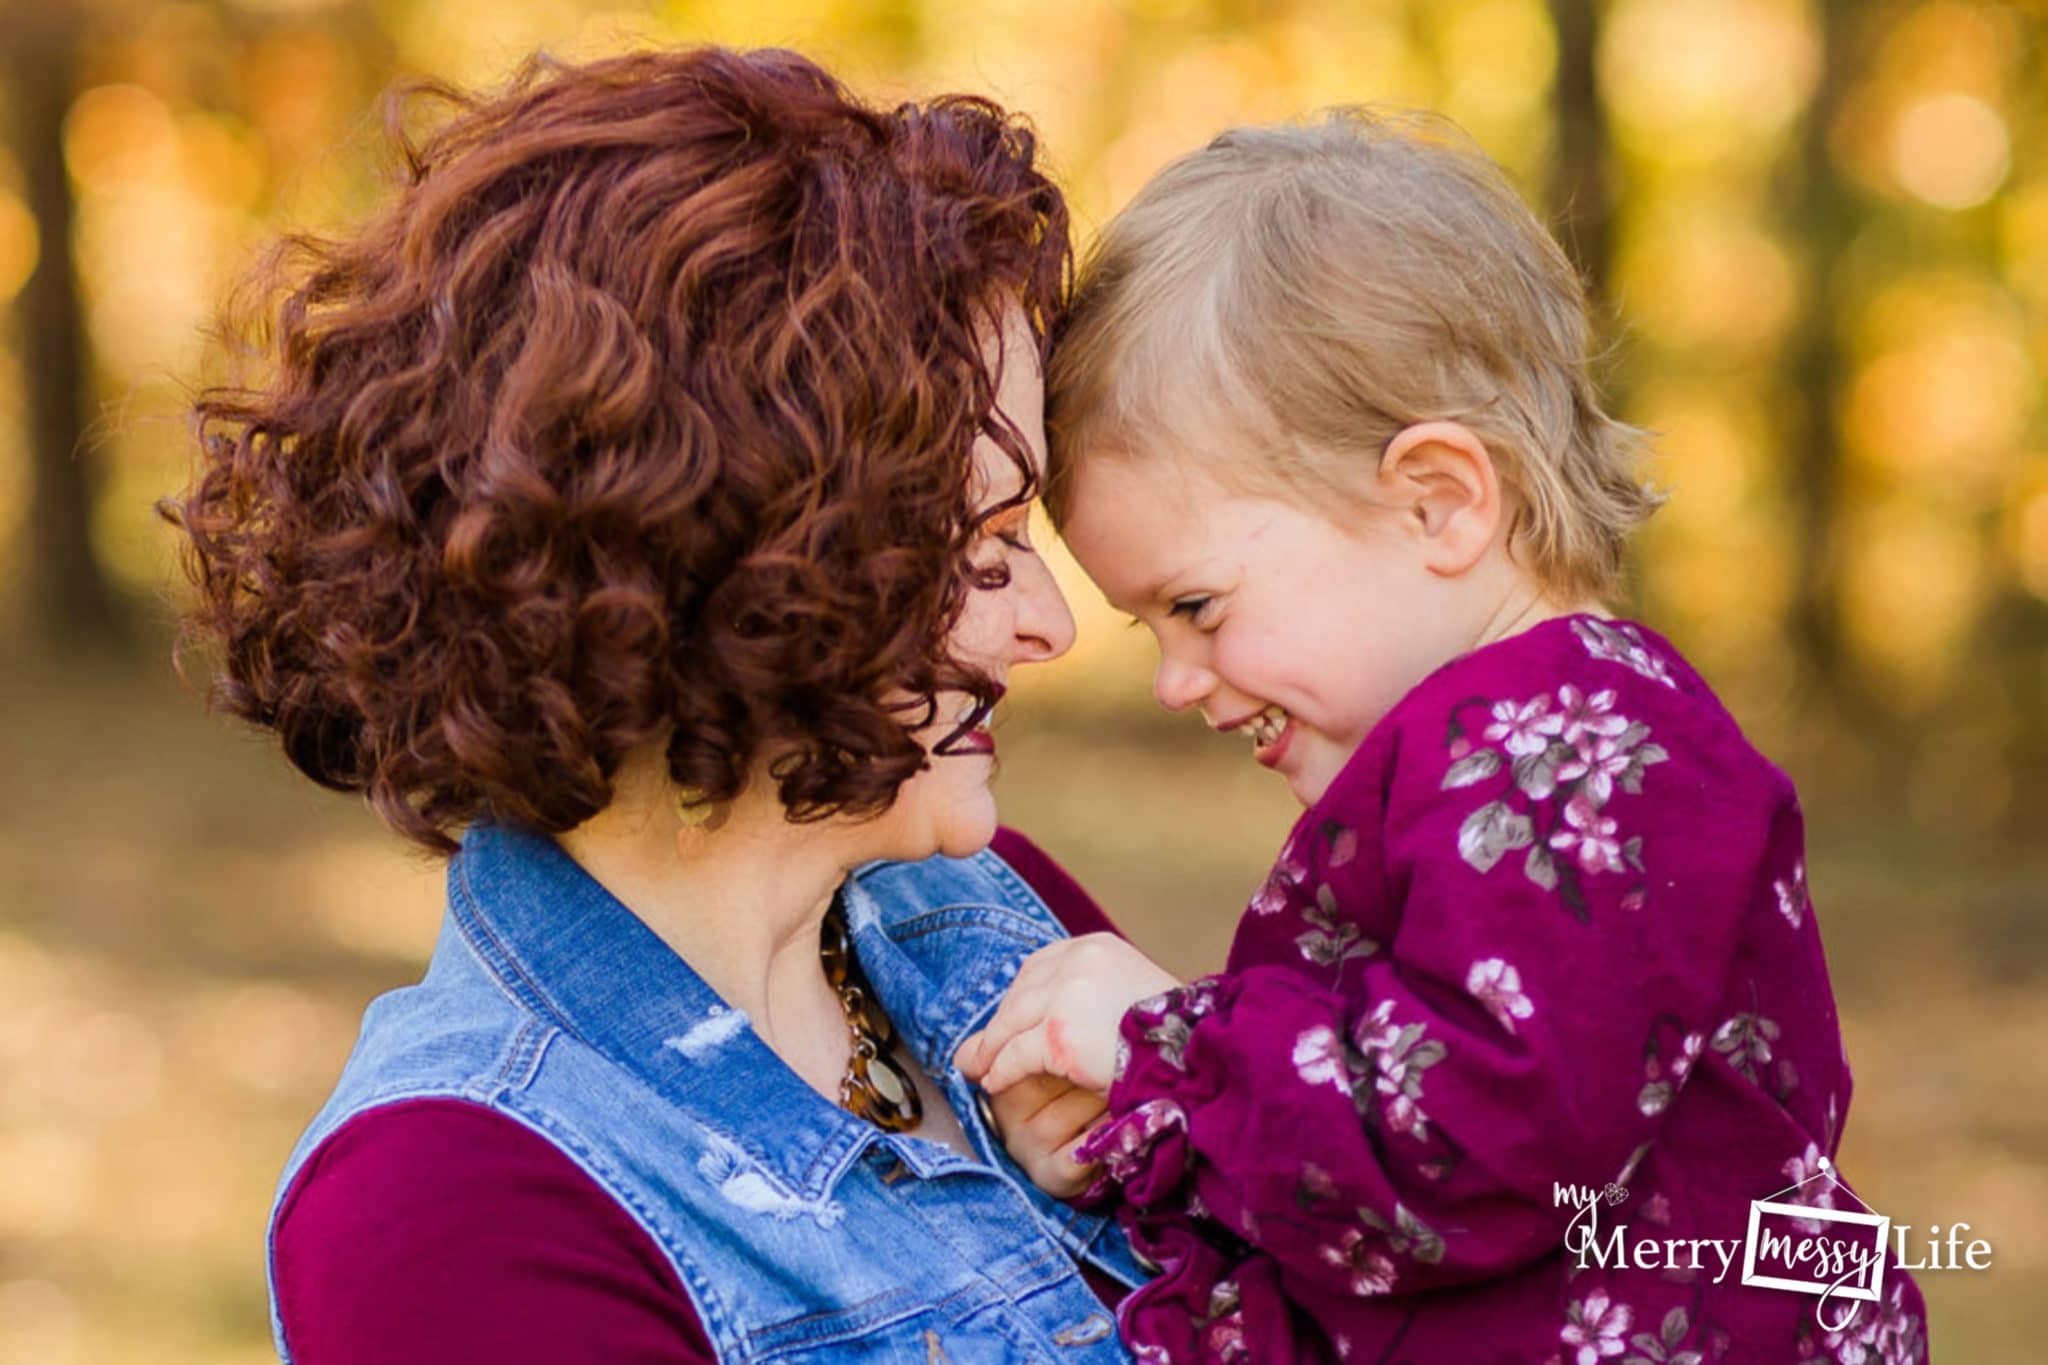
[955,933,1181,1096]
[981,1072,1109,1199]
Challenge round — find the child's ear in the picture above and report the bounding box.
[1374,420,1503,577]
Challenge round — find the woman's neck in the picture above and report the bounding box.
[550,747,868,1062]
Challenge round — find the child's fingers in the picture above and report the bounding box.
[1015,1078,1106,1148]
[954,1029,987,1079]
[979,1025,1056,1095]
[958,982,1049,1079]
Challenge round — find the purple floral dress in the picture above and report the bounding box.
[1078,616,1928,1365]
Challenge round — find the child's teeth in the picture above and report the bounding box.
[1249,706,1286,747]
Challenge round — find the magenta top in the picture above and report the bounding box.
[272,827,1126,1363]
[1077,617,1929,1364]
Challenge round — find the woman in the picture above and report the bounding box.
[163,47,1146,1361]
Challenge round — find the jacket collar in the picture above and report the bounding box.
[447,822,879,1199]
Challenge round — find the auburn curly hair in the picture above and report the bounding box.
[160,47,1071,855]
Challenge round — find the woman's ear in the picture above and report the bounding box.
[1374,420,1503,577]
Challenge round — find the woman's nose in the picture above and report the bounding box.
[1010,555,1077,663]
[1152,652,1215,713]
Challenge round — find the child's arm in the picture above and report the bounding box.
[965,711,1795,1302]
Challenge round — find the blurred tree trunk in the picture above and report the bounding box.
[1547,0,1611,307]
[2,6,128,653]
[1784,0,1855,710]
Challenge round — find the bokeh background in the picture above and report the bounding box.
[0,0,2042,1360]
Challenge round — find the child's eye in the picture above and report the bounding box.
[1168,595,1215,625]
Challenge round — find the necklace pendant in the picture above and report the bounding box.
[822,896,922,1133]
[867,1053,912,1112]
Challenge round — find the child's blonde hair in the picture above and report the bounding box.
[1046,107,1661,602]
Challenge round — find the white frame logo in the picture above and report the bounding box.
[1739,1199,1890,1306]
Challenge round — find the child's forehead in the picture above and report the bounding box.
[1075,444,1210,505]
[1060,453,1243,599]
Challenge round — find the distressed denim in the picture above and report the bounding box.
[268,823,1146,1362]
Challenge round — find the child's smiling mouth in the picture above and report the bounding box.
[1219,703,1296,768]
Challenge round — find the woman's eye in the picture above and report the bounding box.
[1167,596,1214,624]
[998,530,1034,553]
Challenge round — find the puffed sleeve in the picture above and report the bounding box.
[1080,668,1784,1302]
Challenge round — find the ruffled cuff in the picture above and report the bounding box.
[1074,978,1228,1208]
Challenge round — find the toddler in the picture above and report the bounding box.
[956,110,1928,1365]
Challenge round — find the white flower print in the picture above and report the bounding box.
[1535,685,1630,747]
[1572,617,1679,689]
[1776,861,1809,929]
[1297,885,1378,967]
[1355,998,1402,1052]
[1555,733,1636,808]
[1251,853,1308,916]
[1485,696,1554,756]
[1293,1025,1351,1094]
[1319,1229,1398,1296]
[1550,795,1625,874]
[1084,1098,1188,1187]
[1825,1280,1925,1365]
[1560,1288,1634,1364]
[1197,1280,1249,1362]
[1448,681,1661,918]
[1672,1032,1704,1082]
[1466,958,1536,1035]
[1711,1011,1781,1084]
[1781,1141,1839,1233]
[1360,1202,1446,1263]
[1640,1027,1708,1116]
[1142,1013,1192,1071]
[1298,1161,1339,1203]
[1348,1000,1445,1141]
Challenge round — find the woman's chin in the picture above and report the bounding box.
[932,795,1000,861]
[858,776,999,865]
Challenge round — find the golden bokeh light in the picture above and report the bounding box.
[175,114,266,213]
[1631,377,1795,649]
[1601,0,1816,163]
[2003,179,2048,319]
[1431,0,1556,172]
[1839,498,1987,701]
[382,0,624,86]
[1618,201,1799,355]
[0,194,39,306]
[2017,485,2048,600]
[1892,92,2010,210]
[63,85,179,191]
[1845,275,2034,494]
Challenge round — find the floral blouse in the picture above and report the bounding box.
[1078,616,1928,1365]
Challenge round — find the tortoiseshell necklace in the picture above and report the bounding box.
[819,896,923,1132]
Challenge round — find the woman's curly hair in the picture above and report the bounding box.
[160,47,1071,854]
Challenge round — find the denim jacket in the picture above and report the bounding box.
[268,823,1148,1362]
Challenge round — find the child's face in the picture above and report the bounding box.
[1061,452,1487,808]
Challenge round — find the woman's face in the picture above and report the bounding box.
[869,309,1077,861]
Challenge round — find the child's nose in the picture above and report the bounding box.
[1152,655,1215,713]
